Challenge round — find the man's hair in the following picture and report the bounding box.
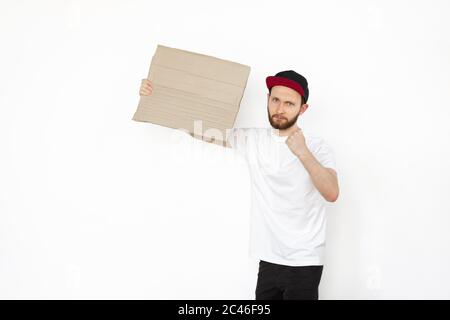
[269,87,304,106]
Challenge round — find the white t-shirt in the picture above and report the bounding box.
[227,127,337,266]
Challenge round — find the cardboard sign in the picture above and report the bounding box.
[132,44,251,146]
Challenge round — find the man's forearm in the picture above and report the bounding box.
[297,149,339,202]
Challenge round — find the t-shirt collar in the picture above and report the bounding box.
[270,128,289,142]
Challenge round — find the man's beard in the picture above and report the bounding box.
[267,106,301,130]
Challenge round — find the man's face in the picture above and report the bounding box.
[267,85,308,130]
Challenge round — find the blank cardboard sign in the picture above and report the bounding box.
[132,45,251,146]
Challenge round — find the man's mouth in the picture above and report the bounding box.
[273,115,286,120]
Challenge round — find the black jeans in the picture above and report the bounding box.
[255,260,324,300]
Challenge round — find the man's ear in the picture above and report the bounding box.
[300,103,309,115]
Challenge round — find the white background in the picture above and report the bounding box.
[1,0,450,299]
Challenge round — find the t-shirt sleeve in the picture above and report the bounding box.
[313,139,337,172]
[227,127,250,158]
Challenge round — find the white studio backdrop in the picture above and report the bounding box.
[1,0,450,299]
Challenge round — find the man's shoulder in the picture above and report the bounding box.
[226,127,263,149]
[304,130,323,144]
[229,127,269,137]
[304,131,333,152]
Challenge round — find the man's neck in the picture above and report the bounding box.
[276,123,299,137]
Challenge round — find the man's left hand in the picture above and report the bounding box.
[286,128,309,158]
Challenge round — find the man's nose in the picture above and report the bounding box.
[275,104,285,114]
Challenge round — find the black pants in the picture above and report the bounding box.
[255,260,324,300]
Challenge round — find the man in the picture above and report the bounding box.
[139,70,339,300]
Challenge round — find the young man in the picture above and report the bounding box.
[139,70,339,300]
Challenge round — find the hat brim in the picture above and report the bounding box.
[266,76,306,101]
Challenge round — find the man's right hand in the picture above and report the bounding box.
[139,79,153,96]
